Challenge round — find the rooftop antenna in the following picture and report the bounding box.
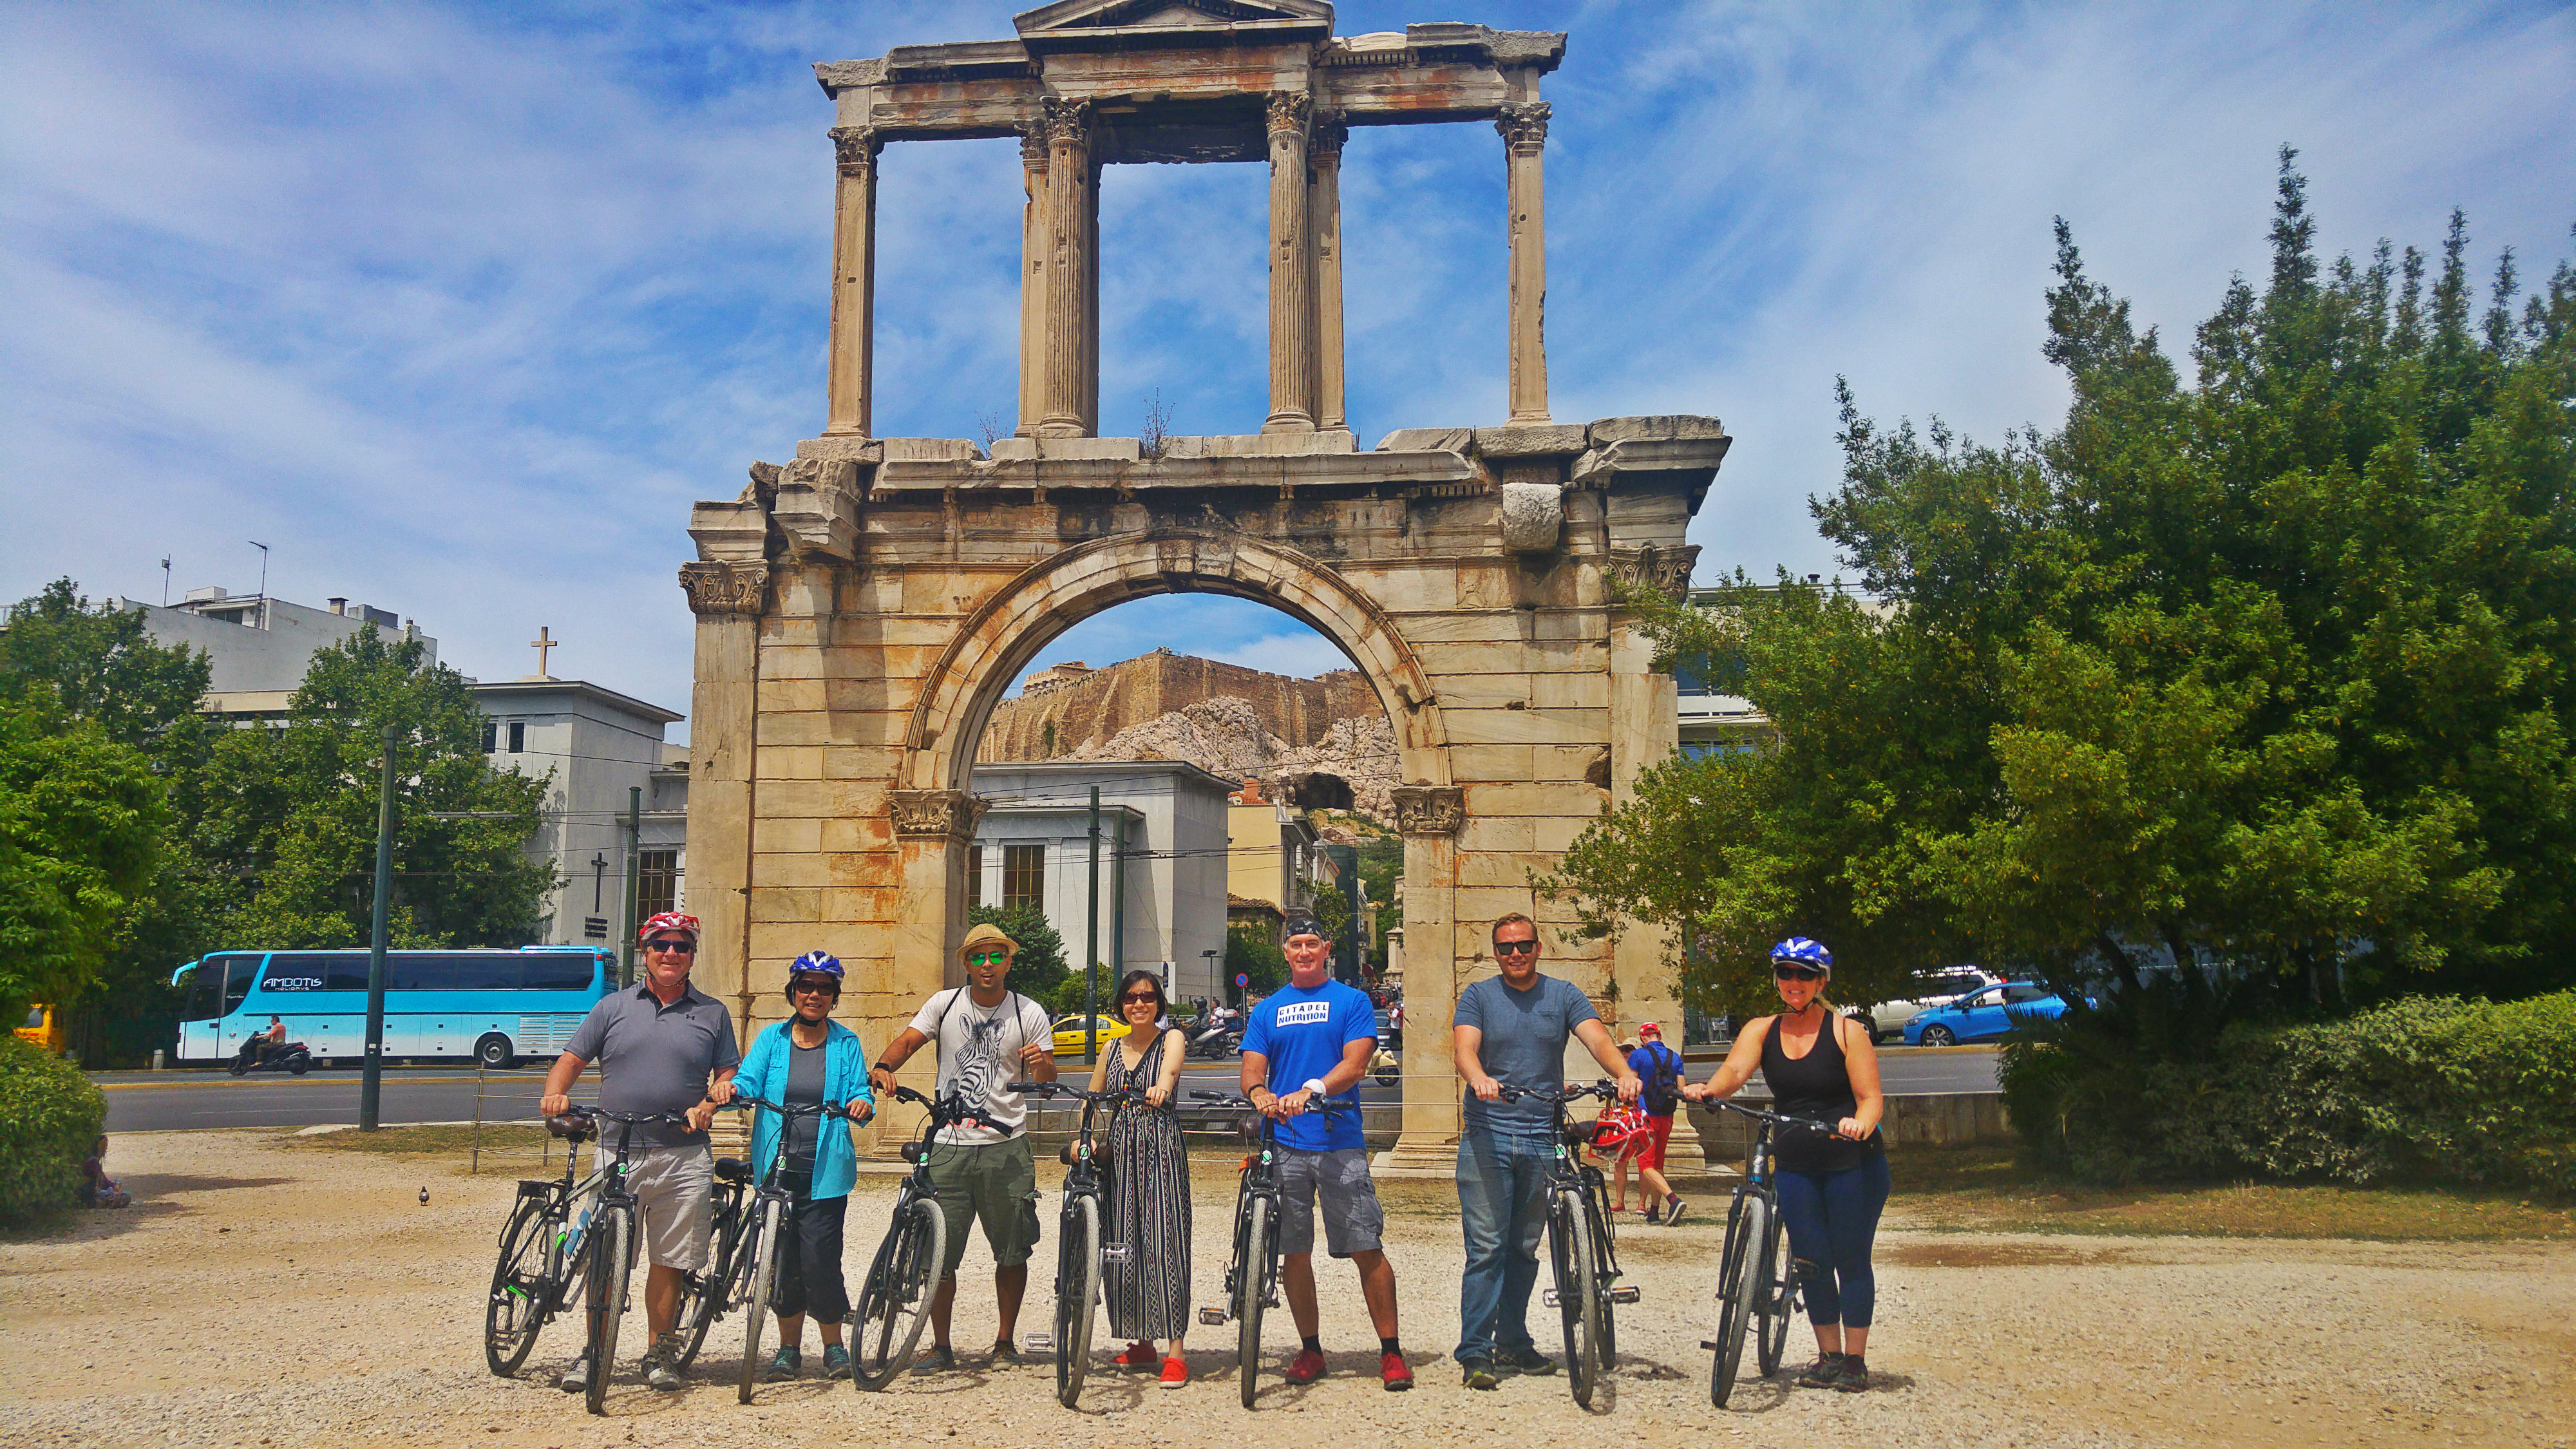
[160,556,171,607]
[249,541,270,598]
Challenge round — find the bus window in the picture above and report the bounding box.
[524,955,599,992]
[220,961,256,1018]
[265,953,374,992]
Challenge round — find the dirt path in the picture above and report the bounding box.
[2,1132,2568,1449]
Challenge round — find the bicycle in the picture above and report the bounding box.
[484,1115,612,1378]
[1012,1081,1143,1407]
[846,1084,1005,1390]
[532,1107,694,1414]
[1495,1081,1641,1410]
[1701,1099,1838,1407]
[1188,1089,1356,1409]
[716,1093,867,1403]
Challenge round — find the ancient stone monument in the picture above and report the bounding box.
[680,0,1729,1169]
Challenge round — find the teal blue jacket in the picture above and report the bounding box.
[736,1018,873,1201]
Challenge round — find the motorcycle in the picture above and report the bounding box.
[1185,1014,1241,1060]
[1372,1045,1400,1087]
[229,1039,314,1077]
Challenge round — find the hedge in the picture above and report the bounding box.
[2002,991,2576,1195]
[0,1036,106,1225]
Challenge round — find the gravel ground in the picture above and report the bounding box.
[1,1131,2569,1449]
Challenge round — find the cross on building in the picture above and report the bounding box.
[526,627,556,681]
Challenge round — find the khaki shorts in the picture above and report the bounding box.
[927,1136,1041,1274]
[627,1142,715,1274]
[1277,1147,1384,1258]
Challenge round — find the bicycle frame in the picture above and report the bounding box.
[1510,1083,1638,1314]
[1014,1082,1141,1353]
[1187,1091,1355,1328]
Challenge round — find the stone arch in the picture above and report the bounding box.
[902,526,1454,796]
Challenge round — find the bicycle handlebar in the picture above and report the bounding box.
[1185,1090,1354,1113]
[879,1083,1009,1133]
[1009,1081,1148,1106]
[1492,1081,1618,1106]
[1709,1098,1847,1136]
[721,1094,868,1121]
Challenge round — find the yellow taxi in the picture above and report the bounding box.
[1049,1014,1129,1055]
[15,1003,64,1054]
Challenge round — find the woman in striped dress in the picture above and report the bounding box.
[1089,969,1193,1386]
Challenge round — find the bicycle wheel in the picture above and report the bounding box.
[1554,1197,1604,1409]
[583,1205,633,1416]
[1055,1193,1102,1408]
[1709,1194,1765,1408]
[674,1192,746,1370]
[850,1197,945,1390]
[737,1197,782,1403]
[1236,1195,1271,1410]
[485,1196,553,1376]
[1754,1202,1795,1376]
[1586,1192,1620,1370]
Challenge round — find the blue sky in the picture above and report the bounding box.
[6,2,2571,740]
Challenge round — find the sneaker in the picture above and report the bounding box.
[989,1339,1023,1370]
[1379,1350,1413,1392]
[910,1344,956,1376]
[1160,1356,1191,1388]
[1461,1359,1499,1390]
[1499,1346,1558,1377]
[822,1344,852,1380]
[1663,1195,1687,1226]
[556,1356,589,1394]
[645,1350,685,1392]
[1283,1347,1325,1384]
[764,1345,801,1382]
[1836,1356,1870,1392]
[1797,1353,1844,1388]
[1117,1341,1159,1369]
[1643,1204,1660,1224]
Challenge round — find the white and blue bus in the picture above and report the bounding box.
[172,947,616,1069]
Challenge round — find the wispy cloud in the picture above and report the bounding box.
[5,1,2570,733]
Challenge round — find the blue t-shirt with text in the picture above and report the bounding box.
[1241,978,1376,1152]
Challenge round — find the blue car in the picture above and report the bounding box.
[1902,981,2075,1046]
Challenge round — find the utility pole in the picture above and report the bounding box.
[360,724,397,1132]
[620,786,642,988]
[1084,785,1101,1063]
[1110,811,1126,1008]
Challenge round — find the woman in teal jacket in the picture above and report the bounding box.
[735,951,875,1381]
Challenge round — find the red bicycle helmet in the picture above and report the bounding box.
[639,911,701,943]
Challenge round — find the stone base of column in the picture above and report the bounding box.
[1260,411,1316,435]
[1506,408,1552,425]
[1372,1128,1459,1177]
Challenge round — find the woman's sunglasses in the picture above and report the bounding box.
[1120,992,1160,1005]
[790,979,839,997]
[1773,965,1826,982]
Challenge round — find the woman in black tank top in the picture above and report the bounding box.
[1681,937,1889,1394]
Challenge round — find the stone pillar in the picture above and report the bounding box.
[676,561,768,1048]
[1379,786,1462,1172]
[871,789,985,1157]
[1037,98,1094,439]
[1497,102,1551,426]
[1084,152,1103,437]
[1310,111,1349,434]
[824,126,880,438]
[1262,91,1317,435]
[1015,122,1048,437]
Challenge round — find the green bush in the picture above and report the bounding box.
[2003,991,2576,1195]
[0,1036,106,1225]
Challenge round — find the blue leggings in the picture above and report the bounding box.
[1773,1155,1890,1329]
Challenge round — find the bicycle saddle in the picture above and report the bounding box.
[714,1158,749,1184]
[544,1113,596,1142]
[1562,1119,1604,1146]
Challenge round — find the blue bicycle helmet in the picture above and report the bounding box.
[1768,936,1833,975]
[787,950,844,983]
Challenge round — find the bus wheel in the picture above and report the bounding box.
[475,1034,515,1070]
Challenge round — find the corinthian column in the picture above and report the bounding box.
[824,126,882,437]
[1497,102,1551,425]
[1311,111,1349,433]
[1263,91,1317,435]
[1037,98,1094,438]
[1016,122,1048,437]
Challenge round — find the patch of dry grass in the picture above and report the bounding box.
[1888,1145,2575,1240]
[274,1124,553,1170]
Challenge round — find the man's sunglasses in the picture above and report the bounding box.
[968,951,1009,966]
[1493,940,1540,956]
[646,938,697,954]
[1773,965,1826,982]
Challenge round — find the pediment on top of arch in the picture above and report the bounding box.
[1013,0,1333,42]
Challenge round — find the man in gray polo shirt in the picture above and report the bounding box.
[541,910,740,1390]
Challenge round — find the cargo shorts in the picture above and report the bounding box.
[627,1142,715,1274]
[927,1135,1041,1274]
[1276,1147,1385,1258]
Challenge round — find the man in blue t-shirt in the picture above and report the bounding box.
[1451,911,1642,1388]
[1240,916,1412,1392]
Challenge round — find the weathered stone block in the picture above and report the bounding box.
[1586,414,1727,444]
[1475,423,1589,458]
[1498,480,1564,553]
[1374,426,1473,453]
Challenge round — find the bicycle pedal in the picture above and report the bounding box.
[1699,1340,1719,1350]
[1609,1286,1641,1304]
[1542,1289,1560,1307]
[1102,1245,1132,1262]
[1197,1307,1228,1326]
[1024,1332,1055,1351]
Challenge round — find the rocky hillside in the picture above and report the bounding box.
[1057,696,1402,826]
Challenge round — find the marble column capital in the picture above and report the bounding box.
[1392,785,1466,837]
[1311,108,1349,159]
[1018,118,1050,168]
[1495,100,1551,153]
[678,560,770,617]
[1266,91,1313,137]
[1041,96,1093,147]
[829,124,882,175]
[889,789,989,842]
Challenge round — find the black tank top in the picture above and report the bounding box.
[1759,1010,1884,1174]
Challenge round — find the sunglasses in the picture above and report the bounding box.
[1773,965,1826,982]
[790,980,838,996]
[1119,992,1160,1005]
[968,951,1009,966]
[646,938,697,954]
[1493,940,1540,956]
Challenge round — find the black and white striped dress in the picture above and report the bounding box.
[1103,1029,1191,1340]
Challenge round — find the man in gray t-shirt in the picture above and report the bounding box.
[1449,912,1640,1385]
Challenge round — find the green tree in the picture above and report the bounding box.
[1551,155,2576,1026]
[199,626,553,949]
[1226,925,1288,999]
[0,701,166,1023]
[967,902,1070,1002]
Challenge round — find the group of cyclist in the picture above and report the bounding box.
[527,905,1888,1400]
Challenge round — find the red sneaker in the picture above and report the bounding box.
[1379,1350,1414,1392]
[1115,1341,1157,1369]
[1284,1347,1326,1384]
[1160,1356,1190,1388]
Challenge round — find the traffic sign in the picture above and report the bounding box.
[1235,973,1250,988]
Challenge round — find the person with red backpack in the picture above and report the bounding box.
[1625,1022,1687,1224]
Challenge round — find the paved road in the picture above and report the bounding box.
[98,1046,2002,1133]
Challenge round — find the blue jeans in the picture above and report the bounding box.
[1454,1132,1554,1363]
[1774,1154,1891,1328]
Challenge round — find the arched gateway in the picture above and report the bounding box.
[678,1,1730,1170]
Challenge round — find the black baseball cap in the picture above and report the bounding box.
[1283,915,1327,941]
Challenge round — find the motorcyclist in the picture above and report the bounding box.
[235,1016,288,1068]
